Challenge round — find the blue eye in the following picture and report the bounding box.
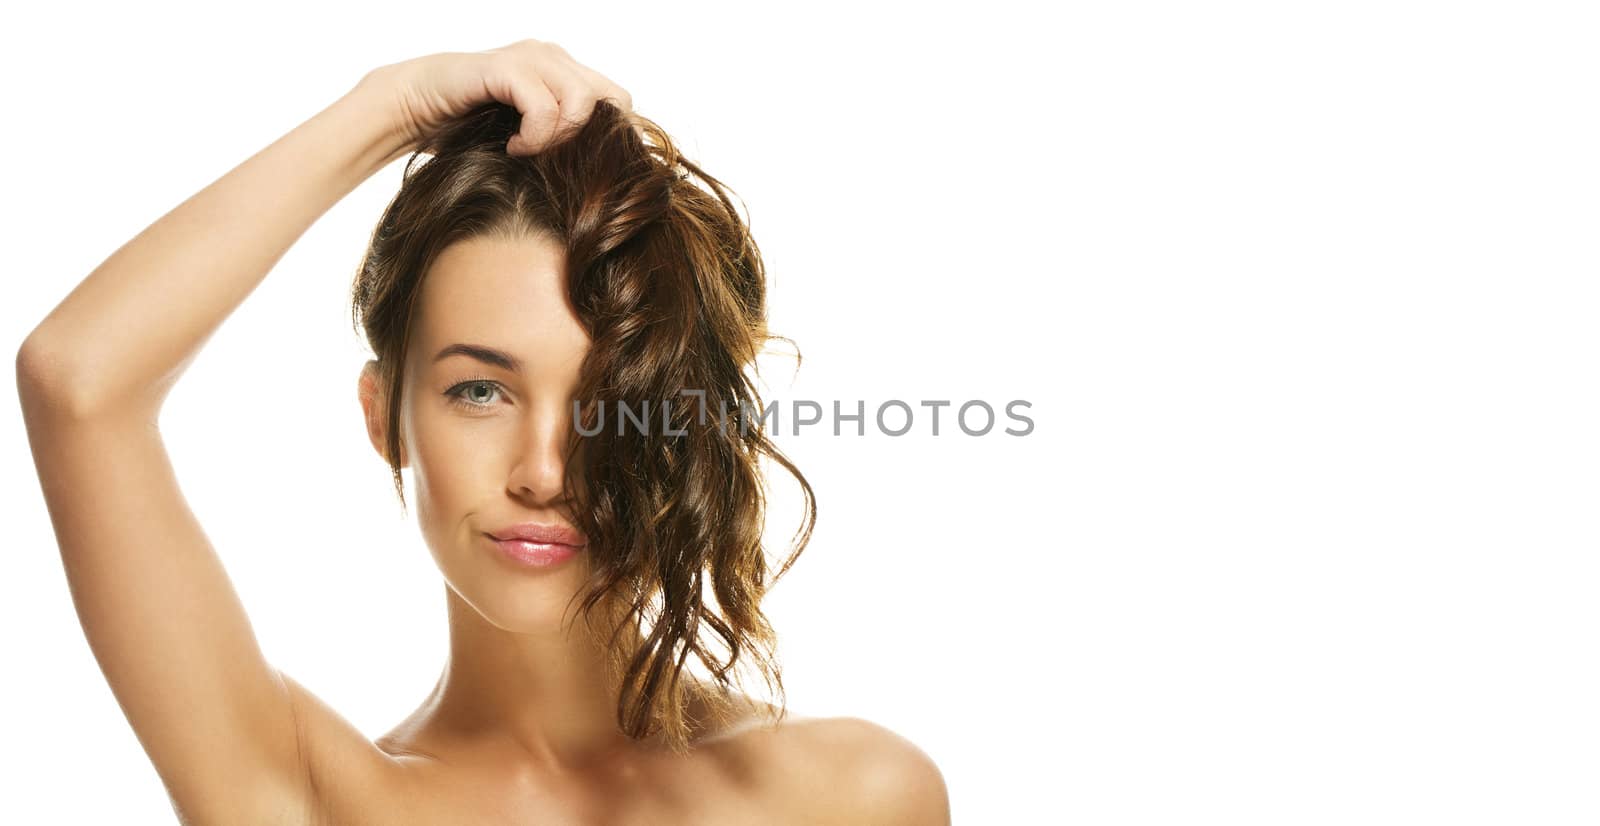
[444,378,505,409]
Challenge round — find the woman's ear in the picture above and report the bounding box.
[358,360,408,467]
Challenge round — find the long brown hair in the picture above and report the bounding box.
[350,99,815,752]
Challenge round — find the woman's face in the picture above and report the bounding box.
[360,232,594,633]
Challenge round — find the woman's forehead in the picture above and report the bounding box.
[412,234,591,367]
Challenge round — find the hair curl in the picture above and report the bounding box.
[349,99,815,753]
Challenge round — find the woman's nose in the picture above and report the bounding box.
[505,408,570,505]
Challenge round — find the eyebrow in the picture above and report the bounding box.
[433,343,524,375]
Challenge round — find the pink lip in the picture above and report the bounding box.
[484,523,586,569]
[489,536,582,568]
[488,522,586,546]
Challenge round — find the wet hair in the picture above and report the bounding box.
[349,99,815,753]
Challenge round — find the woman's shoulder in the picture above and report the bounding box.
[713,710,951,824]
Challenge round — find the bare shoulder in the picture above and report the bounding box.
[723,713,951,825]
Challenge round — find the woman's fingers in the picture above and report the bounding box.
[501,74,560,156]
[383,39,632,157]
[495,40,629,154]
[536,58,599,146]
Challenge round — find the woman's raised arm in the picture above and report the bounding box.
[15,40,629,824]
[12,68,413,825]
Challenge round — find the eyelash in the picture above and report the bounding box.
[444,377,507,410]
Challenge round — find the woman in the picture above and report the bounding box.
[17,38,949,824]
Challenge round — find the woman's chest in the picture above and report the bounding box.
[323,791,776,826]
[312,752,810,826]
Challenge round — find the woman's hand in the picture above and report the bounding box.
[366,39,633,157]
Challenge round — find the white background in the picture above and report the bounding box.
[4,1,1598,823]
